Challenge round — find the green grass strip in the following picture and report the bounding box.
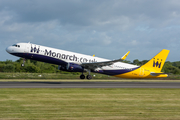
[0,88,180,119]
[1,72,180,80]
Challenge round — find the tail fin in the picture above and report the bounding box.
[142,49,170,72]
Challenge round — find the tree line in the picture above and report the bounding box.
[0,58,180,74]
[0,58,59,73]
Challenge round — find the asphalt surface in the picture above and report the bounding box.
[0,81,180,88]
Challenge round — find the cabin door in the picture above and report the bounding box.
[24,43,30,53]
[139,68,144,76]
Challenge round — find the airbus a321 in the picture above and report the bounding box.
[6,42,170,79]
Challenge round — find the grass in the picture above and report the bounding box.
[0,72,117,79]
[1,72,180,80]
[0,88,180,119]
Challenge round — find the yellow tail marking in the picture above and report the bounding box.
[141,49,170,72]
[114,49,170,79]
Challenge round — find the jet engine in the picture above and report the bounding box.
[58,63,84,72]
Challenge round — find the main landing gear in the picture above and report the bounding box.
[80,74,92,80]
[80,69,92,80]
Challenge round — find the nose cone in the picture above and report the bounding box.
[6,46,11,53]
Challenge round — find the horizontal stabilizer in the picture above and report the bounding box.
[150,72,169,76]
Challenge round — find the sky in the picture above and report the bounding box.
[1,0,180,62]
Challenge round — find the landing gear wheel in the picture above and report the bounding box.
[86,75,92,80]
[80,74,85,79]
[21,63,25,67]
[21,58,26,67]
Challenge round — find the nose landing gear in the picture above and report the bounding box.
[21,58,26,67]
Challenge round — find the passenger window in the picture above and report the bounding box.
[18,45,20,47]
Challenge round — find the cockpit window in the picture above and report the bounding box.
[12,44,20,47]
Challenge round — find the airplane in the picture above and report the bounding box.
[6,42,170,79]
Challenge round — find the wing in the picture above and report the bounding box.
[81,51,130,70]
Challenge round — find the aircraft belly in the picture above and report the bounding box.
[114,67,148,79]
[94,67,139,76]
[11,53,67,65]
[114,67,168,79]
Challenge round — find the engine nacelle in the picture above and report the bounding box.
[58,63,84,72]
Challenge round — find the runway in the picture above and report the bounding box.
[0,81,180,88]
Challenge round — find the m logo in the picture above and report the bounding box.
[31,46,40,53]
[153,58,162,68]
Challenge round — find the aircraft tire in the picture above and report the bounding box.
[21,64,24,67]
[80,74,85,79]
[86,75,92,80]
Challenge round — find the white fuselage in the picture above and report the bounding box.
[6,42,138,71]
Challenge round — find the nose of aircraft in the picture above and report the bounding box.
[6,46,11,53]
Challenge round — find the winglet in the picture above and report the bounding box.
[93,55,95,57]
[121,51,130,60]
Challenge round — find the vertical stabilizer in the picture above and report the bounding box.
[142,49,170,72]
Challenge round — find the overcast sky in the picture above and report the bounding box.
[1,0,180,62]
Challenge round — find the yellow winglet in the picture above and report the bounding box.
[121,51,130,60]
[93,55,95,57]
